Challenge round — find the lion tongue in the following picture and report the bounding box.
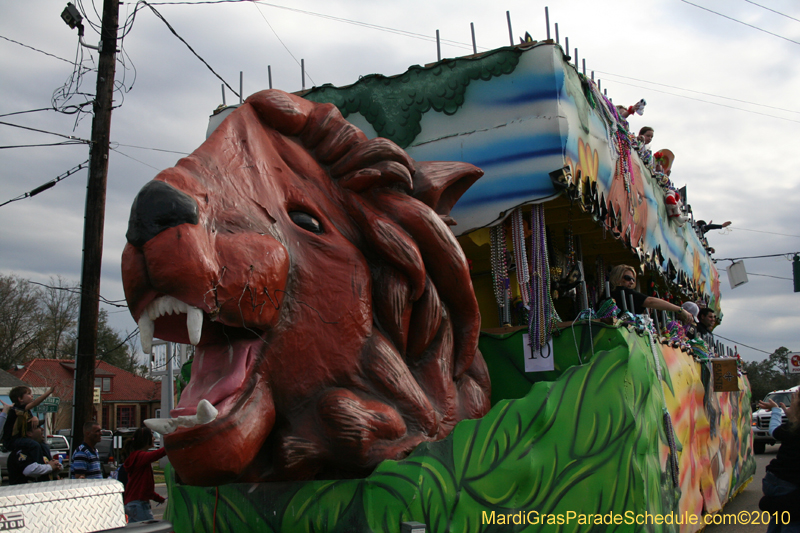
[171,339,259,418]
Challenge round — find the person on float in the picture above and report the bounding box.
[696,307,717,347]
[757,391,800,533]
[608,264,693,323]
[637,126,654,146]
[123,426,167,522]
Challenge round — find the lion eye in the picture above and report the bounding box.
[289,211,323,234]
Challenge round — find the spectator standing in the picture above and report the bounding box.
[123,427,167,522]
[8,417,62,484]
[70,421,103,479]
[756,392,800,532]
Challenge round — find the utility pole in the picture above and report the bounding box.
[73,0,119,448]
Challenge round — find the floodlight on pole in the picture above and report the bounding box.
[61,2,99,50]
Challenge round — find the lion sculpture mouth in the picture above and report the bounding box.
[122,89,490,486]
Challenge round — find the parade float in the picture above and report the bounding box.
[122,38,754,532]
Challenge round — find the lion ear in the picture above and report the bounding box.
[411,162,483,220]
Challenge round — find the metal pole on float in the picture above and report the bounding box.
[545,7,550,40]
[470,23,477,54]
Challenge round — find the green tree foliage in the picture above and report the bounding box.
[743,347,798,406]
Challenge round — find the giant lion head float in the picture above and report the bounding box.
[122,90,491,485]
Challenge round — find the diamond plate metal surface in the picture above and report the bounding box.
[0,479,126,532]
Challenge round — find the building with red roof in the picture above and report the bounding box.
[10,359,161,432]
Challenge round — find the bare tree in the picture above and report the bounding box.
[0,274,41,369]
[32,276,80,359]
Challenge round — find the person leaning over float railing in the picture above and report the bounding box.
[607,264,693,324]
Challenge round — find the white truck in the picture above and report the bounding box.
[752,385,799,454]
[0,478,172,532]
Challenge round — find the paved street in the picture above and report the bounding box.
[153,484,168,521]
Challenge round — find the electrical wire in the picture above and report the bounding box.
[713,333,772,355]
[718,269,792,281]
[111,143,189,155]
[0,121,91,143]
[744,0,800,24]
[0,108,57,119]
[142,1,240,98]
[679,0,800,46]
[0,160,90,208]
[732,227,800,239]
[0,141,88,150]
[715,252,798,261]
[27,281,129,308]
[594,70,800,115]
[145,0,482,50]
[109,147,162,170]
[601,78,800,124]
[0,35,79,66]
[251,2,315,86]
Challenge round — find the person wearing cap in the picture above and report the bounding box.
[681,302,700,339]
[608,265,693,323]
[7,417,62,484]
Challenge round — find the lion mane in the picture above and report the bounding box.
[122,89,491,484]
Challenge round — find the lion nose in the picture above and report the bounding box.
[126,180,199,247]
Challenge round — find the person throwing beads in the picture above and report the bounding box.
[608,265,693,323]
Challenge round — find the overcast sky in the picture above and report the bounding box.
[1,0,798,364]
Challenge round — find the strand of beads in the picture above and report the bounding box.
[511,208,531,307]
[528,204,561,352]
[490,224,510,307]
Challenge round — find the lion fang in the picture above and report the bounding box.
[145,399,218,435]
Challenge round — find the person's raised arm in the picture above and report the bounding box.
[25,386,55,412]
[642,297,693,324]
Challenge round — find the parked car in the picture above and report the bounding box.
[752,385,799,454]
[95,437,117,477]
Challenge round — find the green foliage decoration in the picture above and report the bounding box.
[303,48,522,148]
[166,325,708,533]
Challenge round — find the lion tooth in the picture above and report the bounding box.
[195,399,218,424]
[187,307,203,345]
[147,302,158,321]
[144,399,218,436]
[139,315,154,354]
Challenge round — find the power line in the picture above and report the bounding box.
[679,0,800,46]
[112,142,190,155]
[142,1,239,98]
[715,252,799,261]
[0,35,79,66]
[744,0,800,24]
[0,108,57,119]
[251,2,315,86]
[601,78,800,124]
[0,160,90,208]
[719,269,792,281]
[0,121,92,143]
[0,141,88,150]
[146,0,480,50]
[733,227,800,239]
[714,333,772,355]
[594,70,800,115]
[110,147,162,170]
